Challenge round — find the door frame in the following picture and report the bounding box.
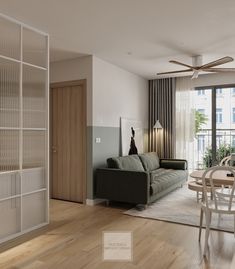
[50,79,87,204]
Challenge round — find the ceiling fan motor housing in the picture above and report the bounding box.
[192,55,202,68]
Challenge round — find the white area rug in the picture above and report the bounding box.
[124,185,234,233]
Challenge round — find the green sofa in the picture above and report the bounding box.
[96,152,188,205]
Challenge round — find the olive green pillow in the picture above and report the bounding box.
[107,155,145,171]
[139,152,160,171]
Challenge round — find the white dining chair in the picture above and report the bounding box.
[219,153,235,167]
[219,156,231,166]
[198,166,235,256]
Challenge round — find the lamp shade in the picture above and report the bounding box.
[153,120,163,129]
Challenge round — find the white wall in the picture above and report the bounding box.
[177,72,235,89]
[92,56,148,128]
[193,72,235,88]
[50,56,93,125]
[50,55,149,199]
[50,55,148,127]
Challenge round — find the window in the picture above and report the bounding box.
[216,135,223,148]
[232,136,235,148]
[197,109,205,115]
[233,108,235,123]
[216,108,223,123]
[197,89,205,95]
[216,88,223,95]
[198,135,205,152]
[194,86,235,168]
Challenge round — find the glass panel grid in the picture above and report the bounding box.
[23,27,47,68]
[22,191,46,230]
[0,16,20,60]
[23,65,46,128]
[0,130,20,172]
[23,130,46,169]
[0,197,21,239]
[0,58,20,128]
[0,172,20,199]
[22,167,45,194]
[0,14,48,243]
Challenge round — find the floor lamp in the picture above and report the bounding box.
[153,120,163,153]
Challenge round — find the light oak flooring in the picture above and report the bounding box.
[0,199,235,269]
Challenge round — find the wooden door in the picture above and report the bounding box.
[51,81,86,203]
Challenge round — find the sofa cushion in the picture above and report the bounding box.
[150,169,187,195]
[139,152,160,171]
[149,168,168,184]
[107,155,145,171]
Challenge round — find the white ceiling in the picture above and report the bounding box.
[1,0,235,79]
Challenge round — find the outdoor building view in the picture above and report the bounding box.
[194,87,235,169]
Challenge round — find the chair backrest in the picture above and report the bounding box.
[202,166,235,211]
[219,155,235,167]
[219,156,230,166]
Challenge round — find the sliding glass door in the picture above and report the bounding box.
[215,87,235,165]
[194,86,235,169]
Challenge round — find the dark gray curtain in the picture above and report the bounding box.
[148,78,176,158]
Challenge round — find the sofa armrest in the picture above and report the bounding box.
[95,168,150,204]
[160,159,188,170]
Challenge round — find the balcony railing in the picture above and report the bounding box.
[195,128,235,169]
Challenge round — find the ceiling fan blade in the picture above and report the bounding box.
[200,56,234,69]
[157,69,192,75]
[169,60,193,69]
[191,70,199,79]
[203,68,235,72]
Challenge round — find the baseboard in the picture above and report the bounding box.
[86,198,107,206]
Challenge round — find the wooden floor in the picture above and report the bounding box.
[0,199,235,269]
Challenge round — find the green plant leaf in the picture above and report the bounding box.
[203,143,235,168]
[195,110,208,135]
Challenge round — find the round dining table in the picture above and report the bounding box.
[190,169,234,186]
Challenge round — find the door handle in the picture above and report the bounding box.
[52,147,57,153]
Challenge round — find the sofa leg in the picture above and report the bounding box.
[136,204,147,211]
[106,200,110,206]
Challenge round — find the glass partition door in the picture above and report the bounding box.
[0,14,49,243]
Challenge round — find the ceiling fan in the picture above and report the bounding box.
[157,56,235,79]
